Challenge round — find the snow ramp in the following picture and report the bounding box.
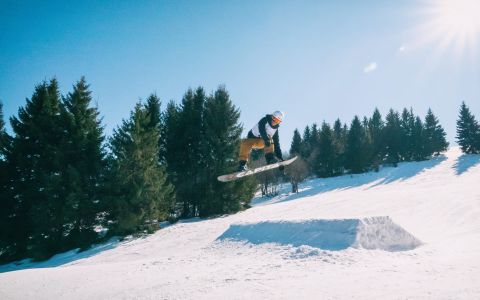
[217,216,421,252]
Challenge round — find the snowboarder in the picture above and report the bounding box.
[237,111,285,171]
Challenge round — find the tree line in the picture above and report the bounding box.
[289,107,450,178]
[288,101,479,183]
[0,78,256,263]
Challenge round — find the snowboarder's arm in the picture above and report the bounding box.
[273,131,283,160]
[258,117,270,144]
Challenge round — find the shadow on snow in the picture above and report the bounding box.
[216,217,421,252]
[0,238,120,274]
[453,154,480,175]
[252,155,446,206]
[0,216,233,274]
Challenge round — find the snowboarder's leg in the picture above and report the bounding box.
[239,138,257,161]
[239,138,266,161]
[238,138,265,171]
[265,152,278,165]
[263,141,276,164]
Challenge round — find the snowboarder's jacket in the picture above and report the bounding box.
[247,114,283,160]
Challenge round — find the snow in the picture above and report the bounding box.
[1,147,480,299]
[218,217,422,251]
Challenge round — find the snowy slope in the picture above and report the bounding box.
[1,147,480,299]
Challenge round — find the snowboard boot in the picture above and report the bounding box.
[237,160,248,172]
[265,152,278,165]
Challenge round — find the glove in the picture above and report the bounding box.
[264,139,271,147]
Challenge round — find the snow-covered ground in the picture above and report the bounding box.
[1,147,480,299]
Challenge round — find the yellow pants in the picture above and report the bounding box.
[239,138,274,161]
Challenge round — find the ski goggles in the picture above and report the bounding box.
[272,116,282,124]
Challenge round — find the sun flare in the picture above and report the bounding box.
[414,0,480,60]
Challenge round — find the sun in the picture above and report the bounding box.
[413,0,480,61]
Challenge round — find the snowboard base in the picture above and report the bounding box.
[217,156,298,182]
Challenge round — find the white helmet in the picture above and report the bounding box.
[272,110,285,122]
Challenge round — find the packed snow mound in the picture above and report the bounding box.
[217,216,421,252]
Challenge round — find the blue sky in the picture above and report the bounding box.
[1,0,479,151]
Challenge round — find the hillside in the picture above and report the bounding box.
[1,147,479,299]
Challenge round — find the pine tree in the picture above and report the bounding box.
[362,116,368,128]
[456,102,480,154]
[332,119,346,175]
[164,101,181,177]
[174,88,206,217]
[301,125,312,161]
[310,123,320,154]
[345,116,367,173]
[145,94,161,130]
[108,102,174,234]
[8,79,67,260]
[200,87,256,216]
[383,109,402,165]
[145,94,165,164]
[290,129,302,157]
[400,108,416,161]
[315,122,335,177]
[0,101,7,154]
[60,77,106,248]
[368,108,384,169]
[0,100,6,165]
[424,108,449,156]
[362,116,374,168]
[308,123,321,173]
[411,116,426,161]
[0,101,9,165]
[0,101,15,262]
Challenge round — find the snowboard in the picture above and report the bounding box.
[217,156,298,182]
